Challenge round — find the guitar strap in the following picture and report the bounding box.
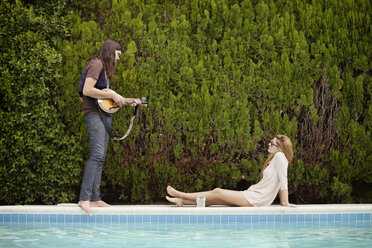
[97,102,140,141]
[97,106,115,139]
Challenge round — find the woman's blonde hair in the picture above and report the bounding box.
[261,134,293,177]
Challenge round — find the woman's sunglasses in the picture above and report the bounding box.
[270,139,279,147]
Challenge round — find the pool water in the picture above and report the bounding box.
[1,222,371,248]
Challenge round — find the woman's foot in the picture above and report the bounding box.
[78,200,92,216]
[90,200,110,207]
[166,186,181,198]
[166,196,184,207]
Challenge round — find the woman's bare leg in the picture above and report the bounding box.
[169,197,234,206]
[167,186,252,207]
[166,196,195,206]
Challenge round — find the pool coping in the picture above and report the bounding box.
[1,204,371,215]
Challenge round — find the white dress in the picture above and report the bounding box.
[241,152,288,206]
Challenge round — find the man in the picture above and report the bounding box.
[77,39,141,215]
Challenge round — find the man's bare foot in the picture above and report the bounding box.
[90,200,111,207]
[78,200,92,216]
[166,186,181,198]
[166,196,184,207]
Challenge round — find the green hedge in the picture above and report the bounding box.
[1,0,371,205]
[0,0,83,204]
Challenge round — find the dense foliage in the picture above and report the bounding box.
[0,0,83,204]
[1,0,371,205]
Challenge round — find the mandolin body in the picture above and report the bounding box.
[97,99,119,114]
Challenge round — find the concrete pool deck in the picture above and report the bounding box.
[1,204,371,215]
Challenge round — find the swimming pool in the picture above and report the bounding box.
[1,204,371,247]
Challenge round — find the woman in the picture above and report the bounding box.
[166,135,296,207]
[78,39,141,215]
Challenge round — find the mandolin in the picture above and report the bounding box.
[97,97,148,114]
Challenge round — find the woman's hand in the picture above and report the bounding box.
[279,190,297,207]
[282,203,297,207]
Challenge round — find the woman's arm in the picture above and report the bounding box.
[279,189,296,207]
[274,153,295,207]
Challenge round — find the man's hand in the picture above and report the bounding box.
[124,98,142,106]
[111,91,126,106]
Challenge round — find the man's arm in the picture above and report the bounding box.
[83,77,139,106]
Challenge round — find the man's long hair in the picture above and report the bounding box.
[261,135,294,177]
[96,39,122,80]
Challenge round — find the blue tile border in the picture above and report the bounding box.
[1,213,371,225]
[111,215,118,224]
[206,215,212,223]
